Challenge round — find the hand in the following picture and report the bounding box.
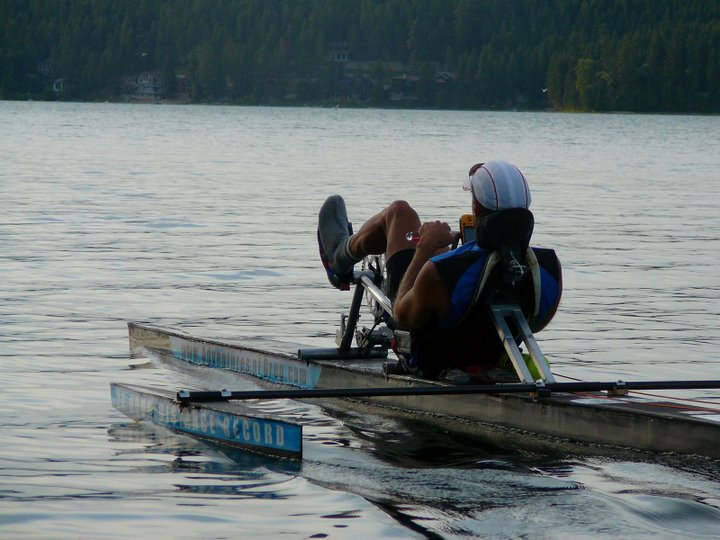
[416,221,455,253]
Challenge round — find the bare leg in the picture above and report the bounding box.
[348,200,421,261]
[318,196,423,285]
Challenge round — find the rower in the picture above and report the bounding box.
[315,160,562,381]
[394,206,561,382]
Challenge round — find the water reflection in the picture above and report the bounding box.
[109,393,720,538]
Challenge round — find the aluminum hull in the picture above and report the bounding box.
[111,382,303,459]
[127,322,720,458]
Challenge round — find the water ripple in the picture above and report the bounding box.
[2,101,719,538]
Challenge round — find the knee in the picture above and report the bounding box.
[386,200,415,218]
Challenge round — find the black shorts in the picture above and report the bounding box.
[385,248,415,301]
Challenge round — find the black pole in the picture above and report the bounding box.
[339,277,366,352]
[177,379,720,403]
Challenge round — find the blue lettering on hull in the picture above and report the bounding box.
[168,336,321,389]
[111,384,302,458]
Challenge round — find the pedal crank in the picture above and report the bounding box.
[355,325,393,350]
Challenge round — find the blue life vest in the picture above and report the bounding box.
[410,241,562,377]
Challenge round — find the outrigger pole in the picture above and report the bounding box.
[177,379,720,403]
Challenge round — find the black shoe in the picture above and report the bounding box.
[317,195,359,289]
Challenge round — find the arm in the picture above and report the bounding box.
[393,221,454,331]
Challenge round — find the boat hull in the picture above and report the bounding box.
[127,322,720,458]
[111,382,303,459]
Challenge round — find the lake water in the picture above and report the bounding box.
[1,101,719,539]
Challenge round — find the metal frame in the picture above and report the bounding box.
[489,304,555,383]
[299,270,391,361]
[300,266,556,388]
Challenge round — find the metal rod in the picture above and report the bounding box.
[359,274,393,317]
[177,380,720,403]
[338,273,368,351]
[297,347,388,361]
[491,308,535,383]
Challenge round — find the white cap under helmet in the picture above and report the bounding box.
[463,160,531,211]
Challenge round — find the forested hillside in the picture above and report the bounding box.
[2,0,718,112]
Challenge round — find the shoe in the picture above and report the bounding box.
[317,195,359,290]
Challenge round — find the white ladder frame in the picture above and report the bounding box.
[490,304,555,384]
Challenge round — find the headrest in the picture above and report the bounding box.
[475,208,534,251]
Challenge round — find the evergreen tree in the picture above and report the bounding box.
[0,0,717,112]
